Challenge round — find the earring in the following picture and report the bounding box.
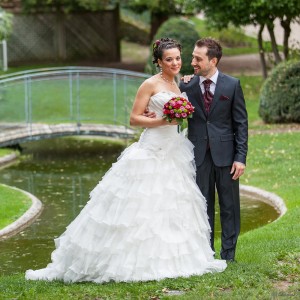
[159,66,162,74]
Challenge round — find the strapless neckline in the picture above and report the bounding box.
[151,91,182,98]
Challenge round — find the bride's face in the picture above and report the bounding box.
[158,48,182,76]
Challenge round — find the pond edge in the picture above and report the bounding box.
[0,154,287,239]
[0,184,43,240]
[240,184,287,218]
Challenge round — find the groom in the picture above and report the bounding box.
[180,38,248,262]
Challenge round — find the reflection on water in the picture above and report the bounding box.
[0,137,279,275]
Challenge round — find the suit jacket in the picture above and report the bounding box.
[179,72,248,167]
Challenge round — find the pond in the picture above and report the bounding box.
[0,137,279,275]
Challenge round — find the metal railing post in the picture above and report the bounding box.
[76,72,80,129]
[24,76,32,136]
[113,72,117,125]
[0,67,150,147]
[123,75,128,127]
[69,71,73,121]
[28,77,32,136]
[24,77,29,125]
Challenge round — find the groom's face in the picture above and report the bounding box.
[191,46,217,77]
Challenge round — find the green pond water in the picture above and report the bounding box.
[0,137,279,275]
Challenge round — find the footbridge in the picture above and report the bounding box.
[0,67,149,147]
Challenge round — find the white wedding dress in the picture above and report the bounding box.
[25,91,226,283]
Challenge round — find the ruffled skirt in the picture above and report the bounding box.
[25,126,226,283]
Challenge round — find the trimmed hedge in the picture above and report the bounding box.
[145,17,200,75]
[259,60,300,123]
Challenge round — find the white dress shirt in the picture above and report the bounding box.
[199,70,219,95]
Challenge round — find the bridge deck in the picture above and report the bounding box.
[0,123,136,147]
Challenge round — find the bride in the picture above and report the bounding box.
[25,38,227,283]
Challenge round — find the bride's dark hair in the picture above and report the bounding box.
[152,38,182,67]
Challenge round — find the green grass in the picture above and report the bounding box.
[0,148,15,157]
[239,75,264,129]
[0,146,299,299]
[0,184,32,230]
[0,74,265,129]
[0,77,144,125]
[0,75,299,298]
[0,29,299,298]
[121,41,150,64]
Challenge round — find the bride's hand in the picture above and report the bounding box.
[163,119,178,125]
[143,107,156,118]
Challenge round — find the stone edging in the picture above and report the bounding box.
[0,153,18,167]
[0,154,287,240]
[0,184,43,240]
[240,184,287,217]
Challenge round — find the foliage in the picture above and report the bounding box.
[120,7,150,44]
[196,0,300,35]
[19,0,117,12]
[259,60,300,123]
[195,0,300,74]
[120,19,149,45]
[145,17,199,75]
[123,0,196,15]
[0,8,13,40]
[123,0,198,39]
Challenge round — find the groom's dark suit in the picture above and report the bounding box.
[180,71,248,260]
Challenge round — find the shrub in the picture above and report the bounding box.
[145,17,200,75]
[259,60,300,123]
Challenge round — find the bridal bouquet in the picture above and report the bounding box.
[162,96,194,126]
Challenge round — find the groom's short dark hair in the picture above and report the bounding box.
[195,38,222,65]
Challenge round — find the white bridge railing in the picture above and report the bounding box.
[0,67,149,146]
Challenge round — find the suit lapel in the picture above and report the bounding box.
[190,76,206,118]
[209,72,224,115]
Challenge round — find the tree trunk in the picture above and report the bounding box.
[266,22,282,64]
[257,24,268,79]
[114,3,121,62]
[150,12,169,41]
[280,17,291,60]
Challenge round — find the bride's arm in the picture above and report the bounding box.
[130,81,172,128]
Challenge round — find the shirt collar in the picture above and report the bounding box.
[200,69,219,85]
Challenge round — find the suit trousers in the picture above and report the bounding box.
[196,149,240,260]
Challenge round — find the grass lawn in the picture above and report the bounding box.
[0,130,299,299]
[0,73,299,298]
[0,76,145,125]
[0,184,32,230]
[0,148,16,158]
[0,22,299,297]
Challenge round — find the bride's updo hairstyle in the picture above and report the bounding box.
[152,37,182,67]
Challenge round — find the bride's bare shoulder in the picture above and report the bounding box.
[144,75,160,86]
[138,75,160,92]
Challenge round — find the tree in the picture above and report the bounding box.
[123,0,196,40]
[0,8,13,70]
[16,0,116,12]
[0,7,12,40]
[196,0,300,78]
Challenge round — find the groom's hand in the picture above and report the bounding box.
[230,162,245,180]
[181,74,194,84]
